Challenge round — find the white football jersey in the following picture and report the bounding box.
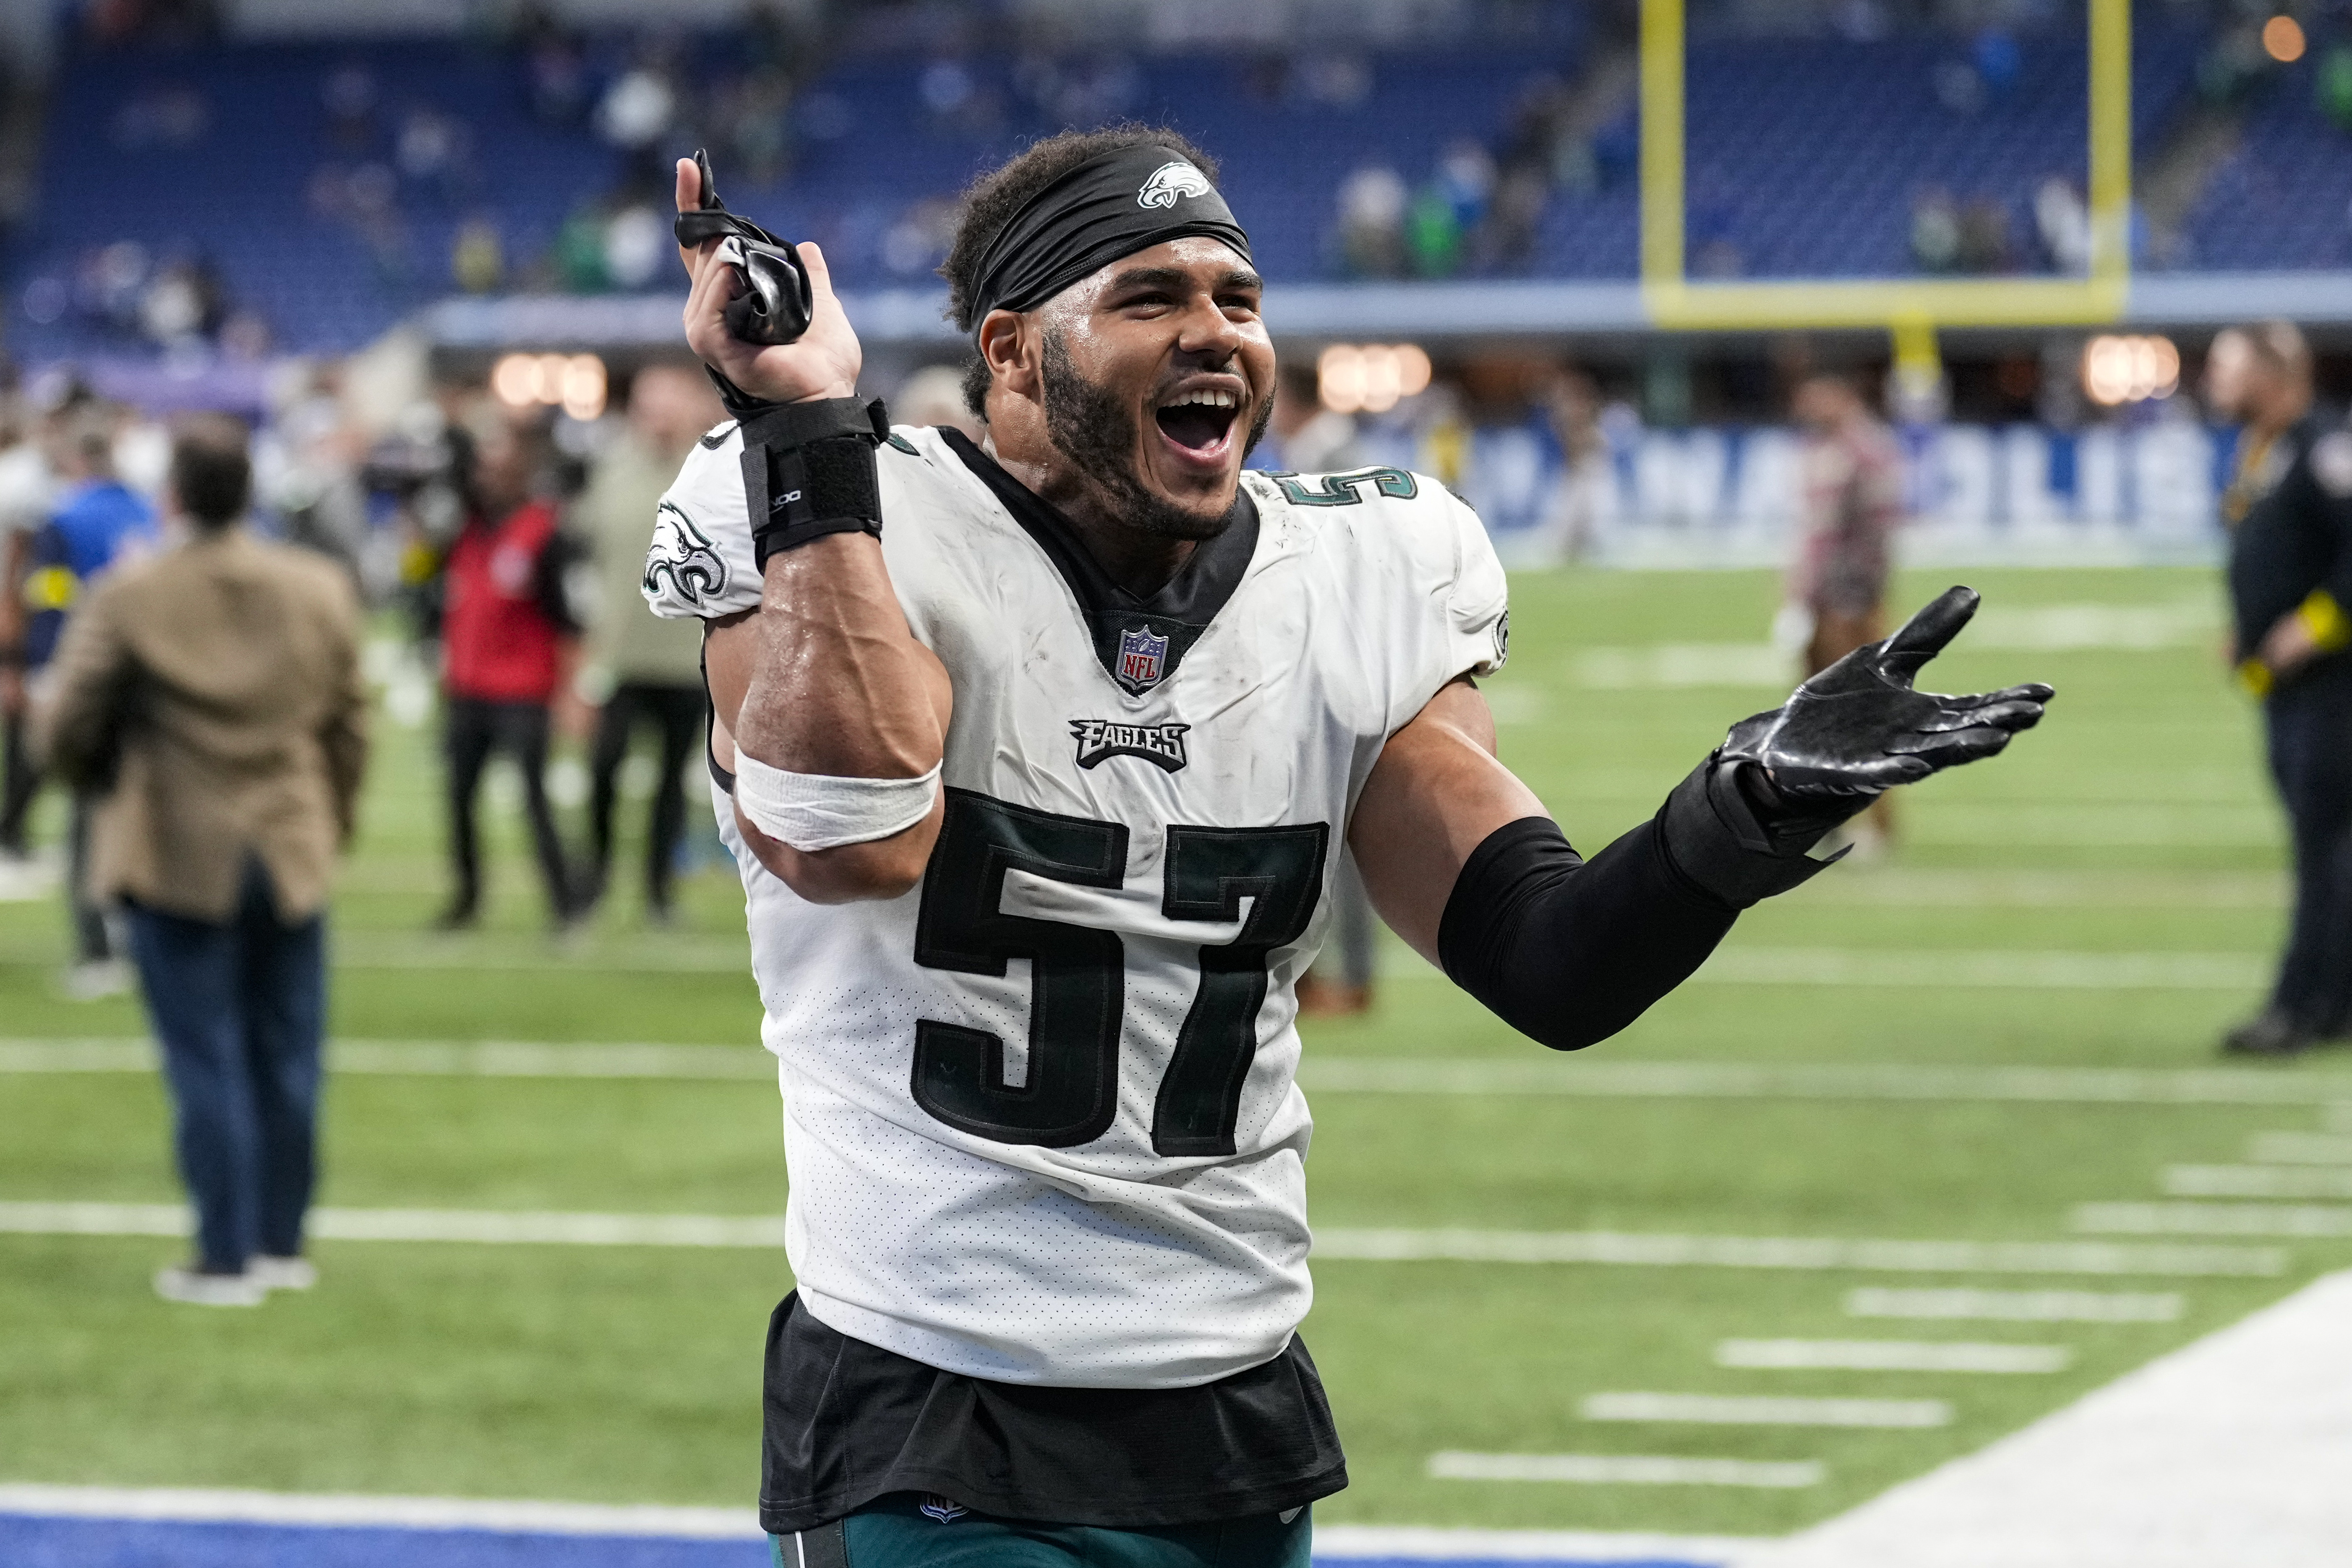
[646,422,1506,1388]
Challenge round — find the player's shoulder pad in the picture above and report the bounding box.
[872,423,982,520]
[1250,466,1509,675]
[643,420,757,621]
[642,420,968,622]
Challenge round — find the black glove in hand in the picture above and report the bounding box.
[1723,585,2052,806]
[673,148,814,351]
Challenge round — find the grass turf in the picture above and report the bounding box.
[3,564,2349,1536]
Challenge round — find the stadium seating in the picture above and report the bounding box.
[2181,50,2352,271]
[0,19,2336,360]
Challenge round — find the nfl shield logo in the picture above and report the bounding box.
[1117,625,1169,691]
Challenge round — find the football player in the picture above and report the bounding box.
[645,128,2051,1568]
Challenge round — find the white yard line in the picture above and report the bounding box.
[0,1204,2285,1276]
[1579,1393,1951,1428]
[1843,1287,2182,1323]
[1312,1525,1766,1562]
[2073,1201,2352,1238]
[1798,870,2284,910]
[1300,1058,2352,1107]
[2163,1164,2352,1199]
[0,1203,788,1247]
[1746,1270,2352,1568]
[0,944,2295,984]
[1691,949,2269,989]
[1310,1228,2284,1276]
[11,1041,2352,1113]
[1715,1339,2070,1374]
[2250,1131,2352,1163]
[0,943,754,975]
[0,1039,775,1079]
[1566,608,2219,694]
[1429,1453,1824,1489]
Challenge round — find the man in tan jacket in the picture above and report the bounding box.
[580,363,718,925]
[41,413,368,1307]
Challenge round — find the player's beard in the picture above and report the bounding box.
[1041,327,1272,541]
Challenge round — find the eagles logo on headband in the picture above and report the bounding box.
[966,144,1253,334]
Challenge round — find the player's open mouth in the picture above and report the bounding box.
[1154,386,1242,460]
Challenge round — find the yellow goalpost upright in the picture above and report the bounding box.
[1638,0,2134,337]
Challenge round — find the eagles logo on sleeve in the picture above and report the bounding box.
[643,502,729,611]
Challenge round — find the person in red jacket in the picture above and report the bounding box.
[436,417,581,929]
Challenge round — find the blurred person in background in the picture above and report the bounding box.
[21,401,160,994]
[2208,321,2352,1057]
[436,413,583,931]
[1782,370,1904,856]
[1540,365,1608,562]
[1264,361,1378,1015]
[0,384,58,884]
[889,363,985,442]
[1261,359,1360,473]
[579,364,719,926]
[38,414,367,1307]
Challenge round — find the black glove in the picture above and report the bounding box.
[1724,584,2051,822]
[673,148,814,350]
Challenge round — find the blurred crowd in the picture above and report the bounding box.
[25,0,2352,369]
[0,328,1728,981]
[0,347,767,974]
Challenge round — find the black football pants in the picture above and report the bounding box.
[443,696,571,922]
[2265,663,2352,1034]
[587,680,704,916]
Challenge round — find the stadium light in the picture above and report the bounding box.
[560,355,608,422]
[1317,344,1433,415]
[490,351,608,419]
[491,352,540,408]
[2262,15,2305,63]
[2081,334,2180,405]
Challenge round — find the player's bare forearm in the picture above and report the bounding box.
[705,562,952,903]
[1350,677,1547,963]
[741,535,944,777]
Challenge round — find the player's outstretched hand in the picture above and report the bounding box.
[673,157,861,406]
[1721,586,2052,800]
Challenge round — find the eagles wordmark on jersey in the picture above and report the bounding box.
[647,421,1504,1389]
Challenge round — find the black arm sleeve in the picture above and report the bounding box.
[1436,759,1835,1051]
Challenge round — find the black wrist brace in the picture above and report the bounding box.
[739,396,891,570]
[1656,756,1845,909]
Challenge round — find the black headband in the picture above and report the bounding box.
[967,144,1253,333]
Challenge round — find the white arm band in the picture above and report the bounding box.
[733,753,941,852]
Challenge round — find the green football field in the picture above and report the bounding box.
[5,564,2351,1539]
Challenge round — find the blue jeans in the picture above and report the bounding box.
[126,858,326,1273]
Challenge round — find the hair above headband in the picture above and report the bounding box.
[966,143,1252,334]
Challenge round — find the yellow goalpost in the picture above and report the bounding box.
[1638,0,2133,334]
